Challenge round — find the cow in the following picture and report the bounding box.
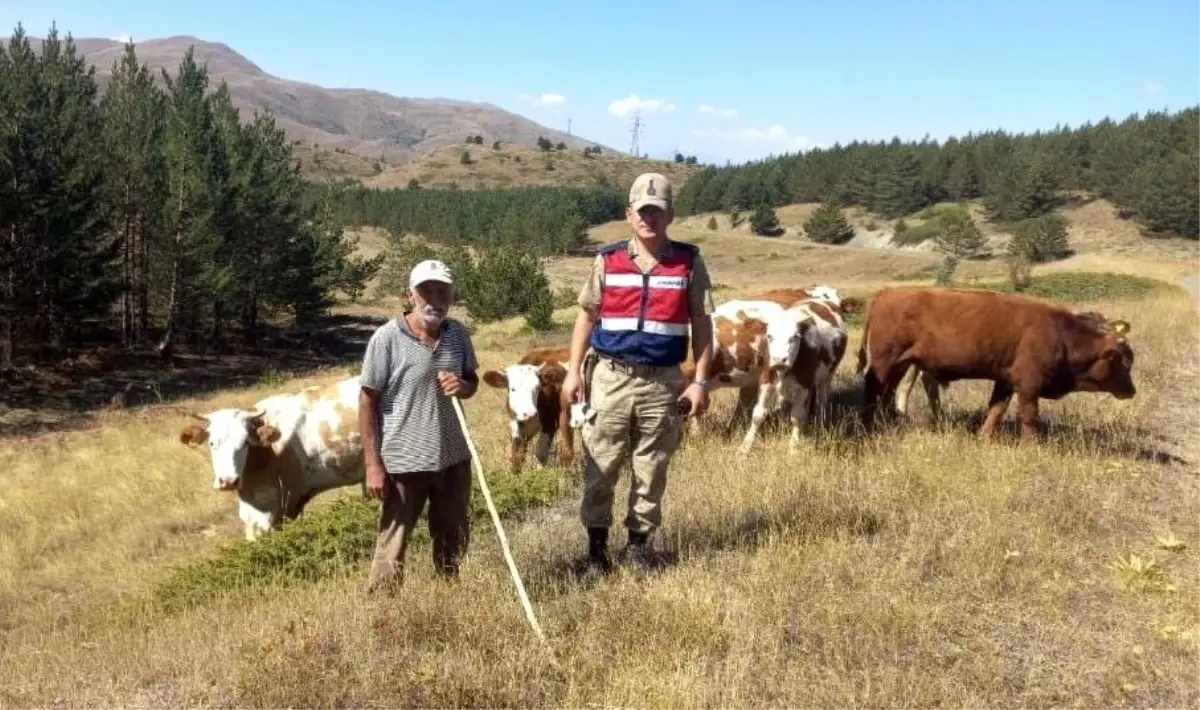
[894,364,947,420]
[856,287,1136,441]
[753,285,863,316]
[775,296,850,452]
[482,346,578,473]
[700,299,816,452]
[178,377,366,540]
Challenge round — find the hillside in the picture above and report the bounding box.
[23,34,610,164]
[362,143,703,190]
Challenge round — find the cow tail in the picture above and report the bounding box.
[856,318,871,377]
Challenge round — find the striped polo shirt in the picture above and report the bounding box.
[359,313,478,475]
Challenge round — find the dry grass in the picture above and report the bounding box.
[364,144,701,191]
[2,252,1198,707]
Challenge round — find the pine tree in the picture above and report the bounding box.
[803,201,856,245]
[159,46,222,354]
[749,203,783,236]
[873,148,927,218]
[100,40,167,346]
[932,209,985,260]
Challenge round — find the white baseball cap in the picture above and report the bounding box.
[409,259,454,289]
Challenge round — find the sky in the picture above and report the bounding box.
[4,0,1198,165]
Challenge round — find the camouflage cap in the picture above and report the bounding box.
[629,172,672,211]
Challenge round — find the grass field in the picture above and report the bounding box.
[1,222,1198,707]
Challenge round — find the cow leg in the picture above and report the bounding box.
[895,365,920,417]
[533,431,553,468]
[785,381,812,455]
[978,381,1014,439]
[238,499,275,541]
[283,489,317,520]
[739,380,779,453]
[508,420,531,474]
[921,371,944,422]
[724,386,757,435]
[1015,391,1040,442]
[555,405,575,466]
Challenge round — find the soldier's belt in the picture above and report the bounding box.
[598,355,677,377]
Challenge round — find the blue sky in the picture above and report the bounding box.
[4,0,1197,165]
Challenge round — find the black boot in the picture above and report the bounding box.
[620,530,654,578]
[580,526,612,582]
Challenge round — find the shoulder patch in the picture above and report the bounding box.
[598,239,629,254]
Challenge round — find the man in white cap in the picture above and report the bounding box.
[358,258,481,592]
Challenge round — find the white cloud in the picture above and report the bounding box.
[698,103,738,119]
[607,94,677,117]
[519,92,568,107]
[691,125,817,151]
[1142,81,1163,94]
[111,34,133,43]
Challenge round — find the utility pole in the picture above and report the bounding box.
[629,111,642,158]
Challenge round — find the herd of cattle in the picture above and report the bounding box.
[177,284,1137,542]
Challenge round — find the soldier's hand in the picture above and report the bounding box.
[679,382,708,417]
[437,370,462,396]
[561,371,582,408]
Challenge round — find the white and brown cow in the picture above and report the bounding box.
[776,297,850,452]
[684,300,810,453]
[482,346,578,473]
[178,377,365,540]
[754,284,863,317]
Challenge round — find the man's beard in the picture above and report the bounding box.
[419,304,446,328]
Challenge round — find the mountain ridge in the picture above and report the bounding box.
[16,32,615,165]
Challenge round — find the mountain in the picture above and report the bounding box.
[23,34,612,164]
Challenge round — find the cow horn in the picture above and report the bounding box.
[1110,320,1130,335]
[247,407,266,420]
[189,412,209,423]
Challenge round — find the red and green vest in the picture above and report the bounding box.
[589,239,697,366]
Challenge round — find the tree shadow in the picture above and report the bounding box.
[0,313,387,439]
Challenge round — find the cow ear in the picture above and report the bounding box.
[255,424,281,446]
[1110,320,1130,335]
[180,424,208,446]
[735,309,748,321]
[482,370,507,388]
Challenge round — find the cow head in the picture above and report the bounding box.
[1078,318,1137,399]
[807,285,843,310]
[483,363,560,423]
[751,309,805,372]
[179,408,282,490]
[839,297,863,315]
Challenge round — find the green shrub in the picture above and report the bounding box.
[151,465,566,612]
[980,272,1172,303]
[1007,213,1072,263]
[891,204,973,247]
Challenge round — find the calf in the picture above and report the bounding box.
[707,299,814,452]
[857,287,1136,441]
[482,346,576,473]
[178,377,365,540]
[777,297,850,452]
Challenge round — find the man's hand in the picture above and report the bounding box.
[365,462,387,500]
[437,370,464,396]
[561,370,582,409]
[678,381,708,417]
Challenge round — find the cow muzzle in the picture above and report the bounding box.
[214,477,239,491]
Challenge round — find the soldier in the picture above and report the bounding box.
[560,172,715,579]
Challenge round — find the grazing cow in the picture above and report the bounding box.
[857,287,1136,441]
[482,346,577,473]
[178,377,365,540]
[776,297,850,452]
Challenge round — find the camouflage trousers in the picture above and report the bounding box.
[579,354,687,535]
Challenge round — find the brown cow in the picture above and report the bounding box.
[482,346,576,473]
[857,287,1136,441]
